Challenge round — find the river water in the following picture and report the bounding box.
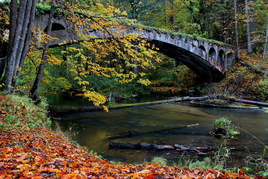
[52,97,268,167]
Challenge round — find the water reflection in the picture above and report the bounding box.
[54,103,268,165]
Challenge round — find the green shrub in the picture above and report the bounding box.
[213,118,240,139]
[151,157,168,166]
[0,95,51,131]
[214,118,231,129]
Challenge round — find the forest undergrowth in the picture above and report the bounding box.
[212,53,268,101]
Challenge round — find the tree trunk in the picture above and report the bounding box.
[30,2,56,99]
[14,0,36,85]
[3,0,36,93]
[245,0,252,54]
[4,0,27,93]
[234,0,240,58]
[264,19,268,60]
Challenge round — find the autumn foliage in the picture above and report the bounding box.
[0,95,261,178]
[214,53,268,100]
[0,128,258,179]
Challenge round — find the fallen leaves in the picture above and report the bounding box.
[0,127,260,178]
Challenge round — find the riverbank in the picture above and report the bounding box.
[0,95,263,178]
[49,95,268,116]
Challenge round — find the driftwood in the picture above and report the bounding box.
[229,98,268,107]
[189,96,268,108]
[109,142,214,155]
[105,123,199,140]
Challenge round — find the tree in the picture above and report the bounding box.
[61,1,161,108]
[2,0,36,93]
[113,0,165,21]
[0,3,9,77]
[9,0,159,107]
[30,1,57,99]
[234,0,240,58]
[264,19,268,59]
[245,0,253,54]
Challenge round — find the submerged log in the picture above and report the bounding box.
[109,142,213,155]
[109,142,174,150]
[105,123,199,140]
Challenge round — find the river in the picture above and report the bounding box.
[49,95,268,168]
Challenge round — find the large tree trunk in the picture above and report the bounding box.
[3,0,36,93]
[264,19,268,60]
[14,0,36,85]
[4,0,27,93]
[30,2,56,99]
[234,0,240,58]
[245,0,253,54]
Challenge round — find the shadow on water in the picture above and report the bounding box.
[51,97,268,168]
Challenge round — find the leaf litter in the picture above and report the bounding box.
[0,128,261,178]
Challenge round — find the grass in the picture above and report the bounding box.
[0,95,51,131]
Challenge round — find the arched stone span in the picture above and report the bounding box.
[150,40,225,81]
[34,14,235,82]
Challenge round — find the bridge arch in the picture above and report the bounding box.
[209,47,216,59]
[34,14,235,82]
[150,40,225,82]
[218,49,225,67]
[44,23,66,32]
[199,45,206,52]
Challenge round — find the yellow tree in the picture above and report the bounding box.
[64,1,161,110]
[27,0,161,109]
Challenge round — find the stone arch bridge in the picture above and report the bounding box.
[35,14,235,82]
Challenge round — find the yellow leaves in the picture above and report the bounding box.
[83,90,107,107]
[0,6,10,42]
[0,5,9,25]
[103,106,109,112]
[55,3,164,109]
[74,76,89,87]
[48,54,63,65]
[78,81,89,86]
[89,3,128,18]
[73,76,82,81]
[137,79,151,86]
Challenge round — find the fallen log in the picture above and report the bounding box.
[105,123,199,140]
[229,98,268,107]
[109,142,214,155]
[49,96,211,116]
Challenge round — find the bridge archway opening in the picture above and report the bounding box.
[218,50,225,66]
[199,45,206,52]
[44,23,65,32]
[209,47,216,59]
[149,40,225,82]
